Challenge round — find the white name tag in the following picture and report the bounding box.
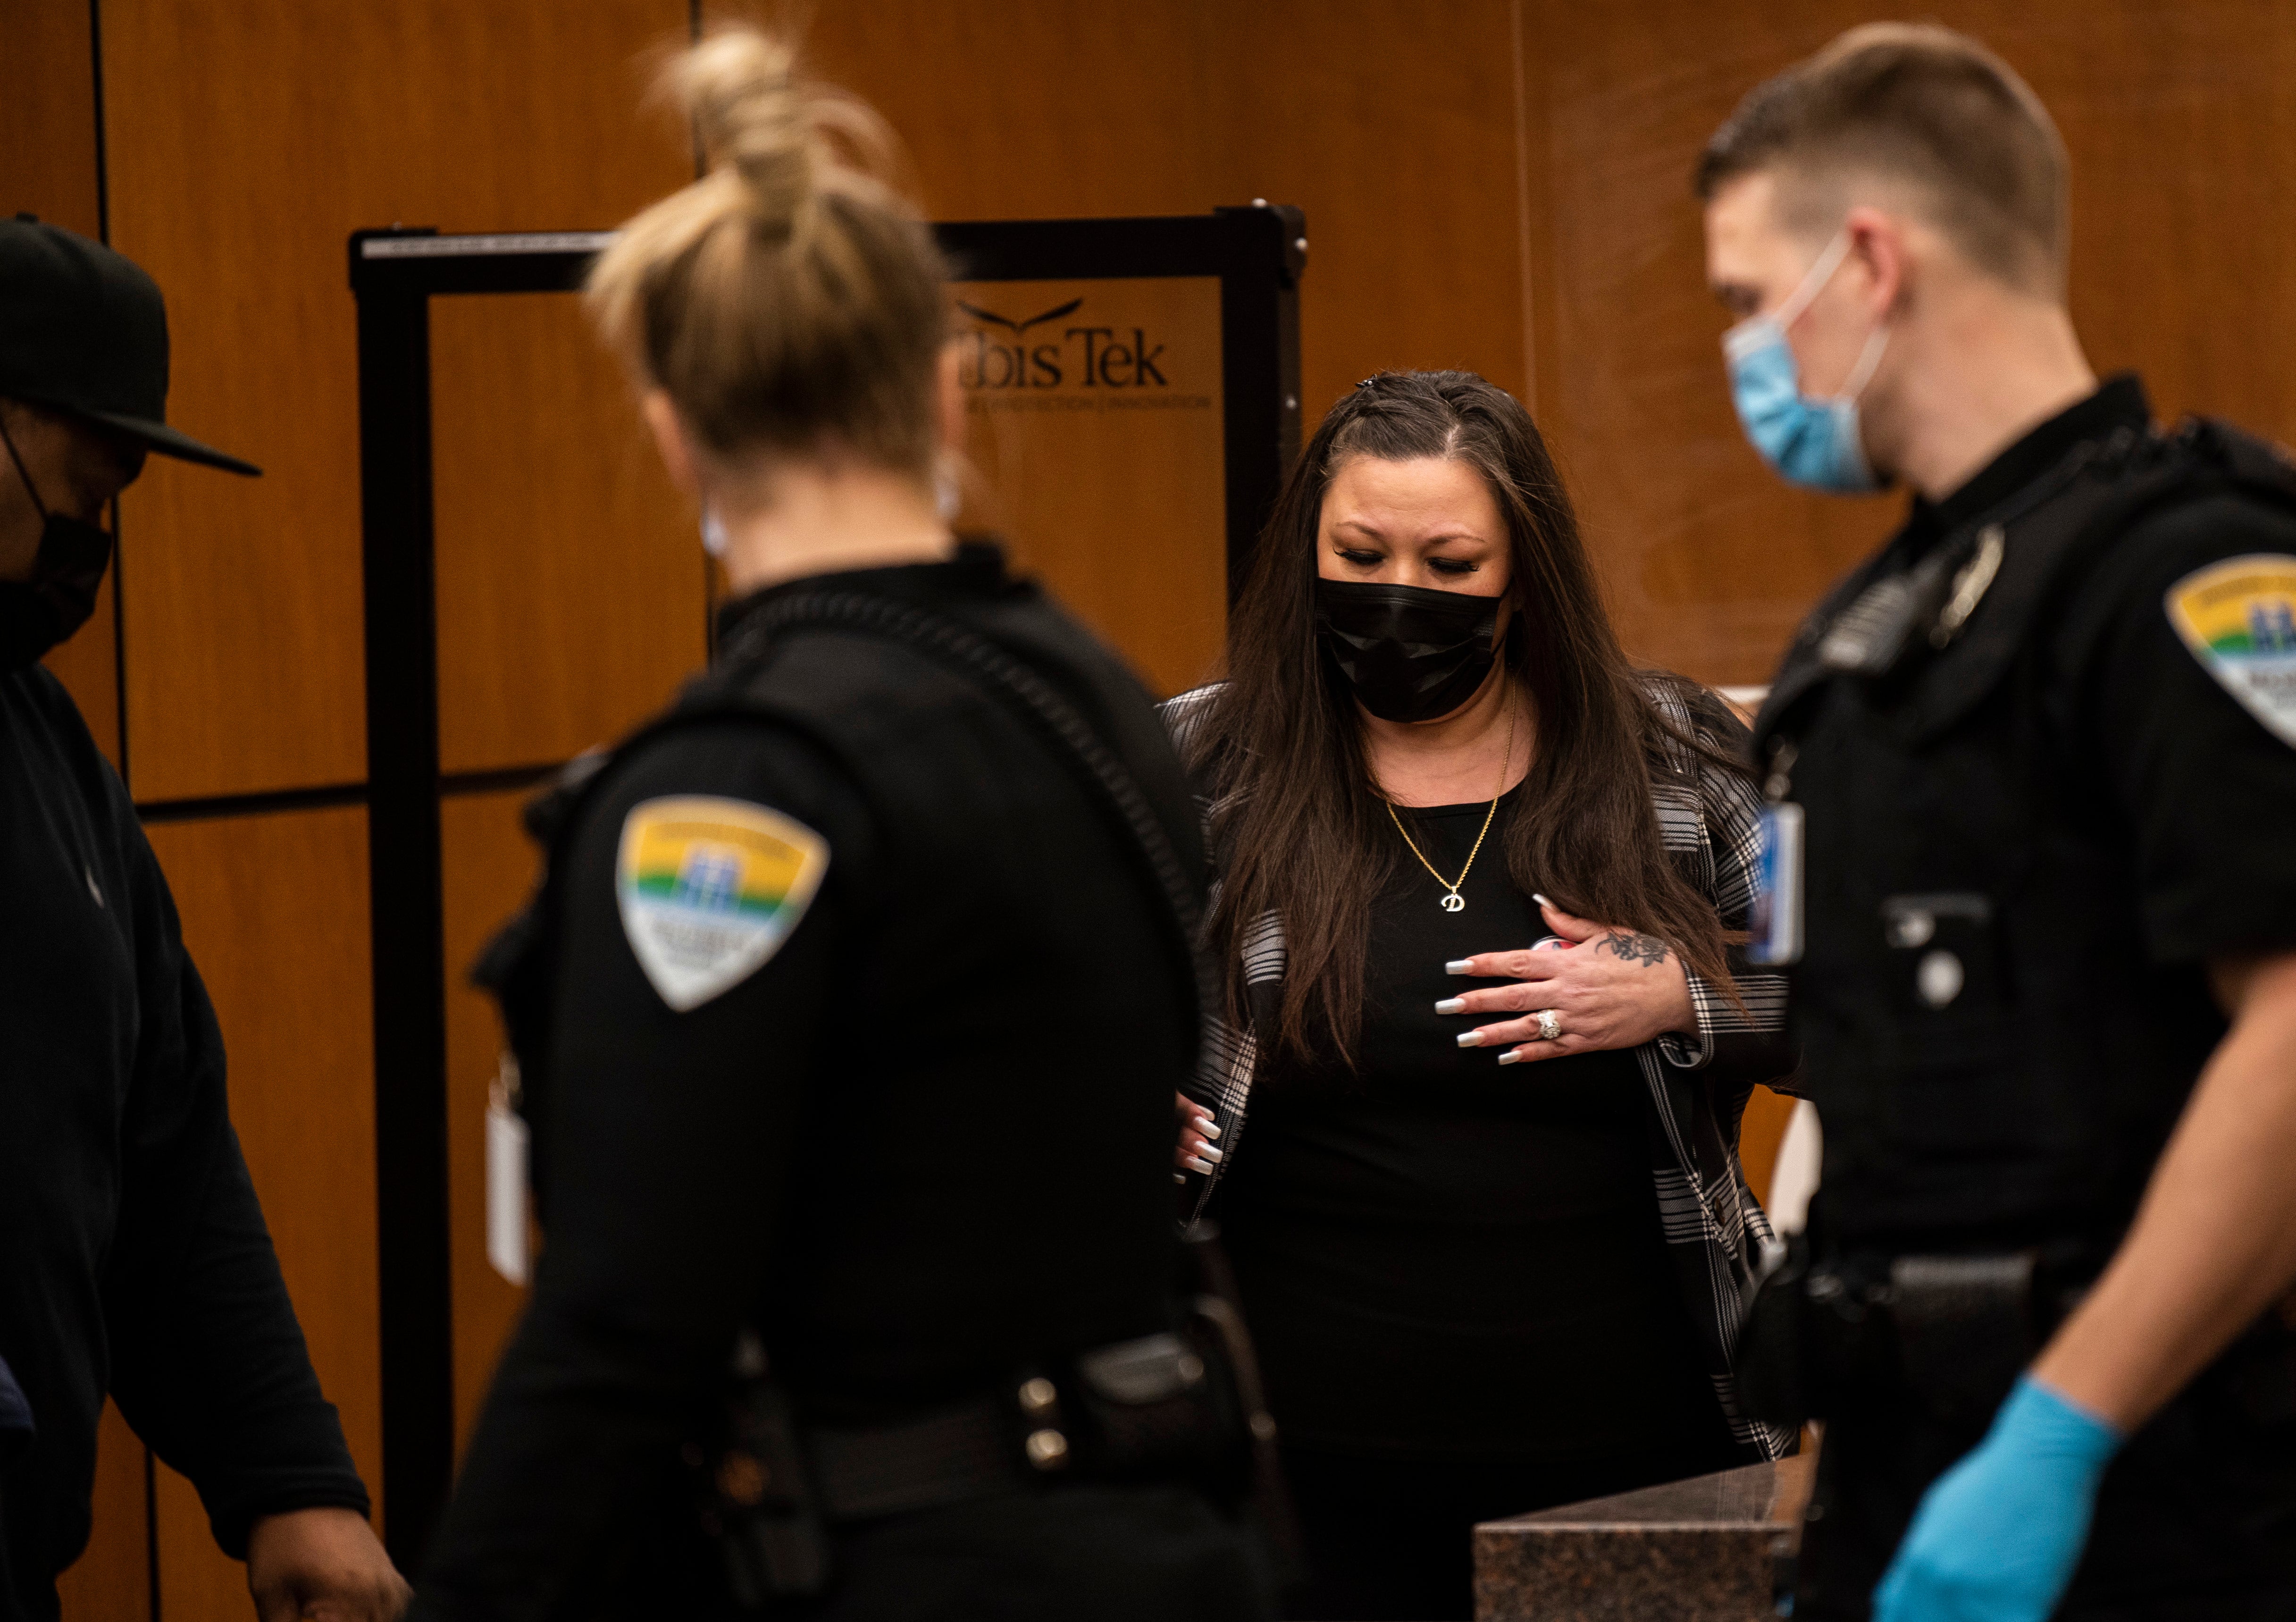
[486,1058,530,1286]
[1748,802,1805,966]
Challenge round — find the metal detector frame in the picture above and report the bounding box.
[346,207,1302,1563]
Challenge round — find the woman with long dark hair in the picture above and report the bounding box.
[1169,371,1796,1621]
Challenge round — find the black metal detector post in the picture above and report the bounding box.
[347,205,1302,1565]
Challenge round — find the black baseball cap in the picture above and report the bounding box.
[0,215,259,477]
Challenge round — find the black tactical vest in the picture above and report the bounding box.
[1753,418,2296,1257]
[478,577,1207,1230]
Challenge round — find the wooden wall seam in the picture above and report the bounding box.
[1509,0,1539,421]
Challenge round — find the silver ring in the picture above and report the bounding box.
[1533,1008,1561,1042]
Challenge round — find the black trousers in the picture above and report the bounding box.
[1799,1320,2296,1621]
[1278,1437,1742,1622]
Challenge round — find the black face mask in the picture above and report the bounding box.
[0,420,112,671]
[1313,577,1501,723]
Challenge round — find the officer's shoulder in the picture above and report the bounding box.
[2076,477,2296,620]
[537,710,854,889]
[600,710,850,815]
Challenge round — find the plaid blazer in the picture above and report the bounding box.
[1164,680,1800,1463]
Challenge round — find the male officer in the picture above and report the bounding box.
[1698,25,2296,1622]
[0,217,409,1621]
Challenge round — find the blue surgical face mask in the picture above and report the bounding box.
[1723,230,1892,494]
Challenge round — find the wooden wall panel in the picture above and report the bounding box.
[810,0,1526,681]
[1215,0,1529,420]
[430,295,705,774]
[142,808,378,1614]
[953,276,1229,695]
[1520,0,2296,686]
[438,790,543,1454]
[55,1402,149,1622]
[1521,0,1900,688]
[0,0,101,240]
[1737,1084,1798,1211]
[100,0,693,802]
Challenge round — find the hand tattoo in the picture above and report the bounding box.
[1598,930,1671,967]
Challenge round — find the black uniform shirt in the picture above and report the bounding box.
[1898,376,2296,966]
[1777,376,2296,1248]
[418,548,1207,1619]
[0,666,367,1616]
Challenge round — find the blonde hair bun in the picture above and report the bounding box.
[679,29,821,236]
[588,23,947,471]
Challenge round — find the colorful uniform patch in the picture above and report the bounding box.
[616,796,829,1011]
[2164,554,2296,749]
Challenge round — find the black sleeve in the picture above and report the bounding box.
[103,831,369,1558]
[414,720,876,1622]
[2067,493,2296,965]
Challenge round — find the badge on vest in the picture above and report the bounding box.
[617,796,830,1010]
[2166,554,2296,748]
[1748,802,1805,966]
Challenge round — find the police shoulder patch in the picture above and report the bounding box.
[2164,554,2296,748]
[616,796,830,1011]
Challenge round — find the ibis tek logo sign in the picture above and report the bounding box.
[955,297,1170,390]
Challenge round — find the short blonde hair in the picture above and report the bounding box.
[1697,23,2070,296]
[587,25,947,473]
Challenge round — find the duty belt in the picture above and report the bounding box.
[702,1313,1275,1606]
[1737,1243,2093,1429]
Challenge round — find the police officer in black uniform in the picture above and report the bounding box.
[1698,25,2296,1622]
[0,218,407,1619]
[410,28,1274,1622]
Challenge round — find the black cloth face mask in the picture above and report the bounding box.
[1313,577,1502,723]
[0,420,113,672]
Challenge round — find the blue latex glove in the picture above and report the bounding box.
[1872,1374,2123,1622]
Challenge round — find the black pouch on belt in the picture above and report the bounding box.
[1885,1252,2039,1427]
[700,1333,832,1605]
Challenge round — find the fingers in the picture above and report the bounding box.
[1498,1032,1593,1065]
[1174,1093,1222,1175]
[1455,1014,1589,1050]
[1532,892,1603,944]
[1445,949,1567,982]
[1437,978,1566,1015]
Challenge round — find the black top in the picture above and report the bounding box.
[1217,791,1722,1462]
[415,547,1209,1620]
[0,667,366,1616]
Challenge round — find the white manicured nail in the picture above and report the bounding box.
[1198,1117,1222,1138]
[1445,959,1474,975]
[1197,1144,1223,1162]
[1532,893,1554,908]
[1457,1031,1484,1048]
[1497,1050,1525,1066]
[1434,997,1466,1015]
[1186,1157,1214,1174]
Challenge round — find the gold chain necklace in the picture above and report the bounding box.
[1384,700,1516,913]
